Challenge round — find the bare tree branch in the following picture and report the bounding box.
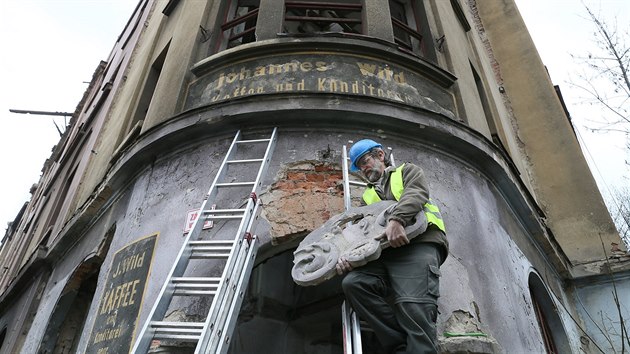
[569,81,630,125]
[570,4,630,134]
[607,186,630,249]
[583,7,630,93]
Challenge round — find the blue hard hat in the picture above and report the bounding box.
[349,139,382,172]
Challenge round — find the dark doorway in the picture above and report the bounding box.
[228,248,385,353]
[38,259,101,354]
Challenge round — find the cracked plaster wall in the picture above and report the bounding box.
[107,128,579,352]
[122,129,574,352]
[9,128,585,353]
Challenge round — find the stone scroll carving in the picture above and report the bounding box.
[292,201,428,286]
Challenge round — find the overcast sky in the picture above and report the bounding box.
[515,0,629,195]
[0,0,628,231]
[0,0,137,229]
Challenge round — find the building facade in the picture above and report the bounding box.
[1,0,629,353]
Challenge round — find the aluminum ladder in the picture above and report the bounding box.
[340,143,394,354]
[131,128,278,354]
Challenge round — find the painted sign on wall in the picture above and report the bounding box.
[86,233,158,354]
[185,53,454,118]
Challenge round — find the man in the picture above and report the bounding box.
[337,139,448,354]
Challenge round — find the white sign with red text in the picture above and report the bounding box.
[183,205,215,234]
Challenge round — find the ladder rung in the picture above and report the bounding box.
[151,321,205,329]
[172,278,221,295]
[190,246,233,252]
[153,334,200,341]
[215,182,256,187]
[226,158,264,164]
[173,284,219,290]
[205,215,244,221]
[172,277,221,284]
[236,138,271,144]
[189,241,238,258]
[190,252,231,259]
[189,240,235,246]
[151,321,204,333]
[151,321,204,341]
[203,208,246,215]
[173,289,218,296]
[202,208,246,221]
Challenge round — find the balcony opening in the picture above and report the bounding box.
[389,0,424,56]
[283,1,362,35]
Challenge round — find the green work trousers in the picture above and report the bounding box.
[341,241,443,354]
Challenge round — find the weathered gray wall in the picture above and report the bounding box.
[21,122,577,353]
[0,272,48,354]
[573,273,630,353]
[20,189,129,354]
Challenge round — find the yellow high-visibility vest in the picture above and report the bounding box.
[362,164,446,233]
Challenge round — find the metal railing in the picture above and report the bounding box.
[391,16,423,52]
[221,7,259,48]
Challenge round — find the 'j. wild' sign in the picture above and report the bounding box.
[86,233,158,354]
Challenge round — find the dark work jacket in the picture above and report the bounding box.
[368,163,449,262]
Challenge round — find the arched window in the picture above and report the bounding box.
[38,258,102,353]
[528,272,571,353]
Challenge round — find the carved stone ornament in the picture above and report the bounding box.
[292,200,428,286]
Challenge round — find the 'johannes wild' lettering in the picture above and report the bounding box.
[200,57,414,105]
[216,60,329,89]
[356,62,406,83]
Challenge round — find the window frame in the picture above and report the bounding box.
[207,0,435,61]
[389,0,426,57]
[283,1,363,35]
[215,0,260,53]
[528,272,572,353]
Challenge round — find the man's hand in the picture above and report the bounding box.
[336,257,353,275]
[377,219,409,248]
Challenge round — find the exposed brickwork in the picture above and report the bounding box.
[467,0,503,84]
[262,161,352,244]
[466,0,529,159]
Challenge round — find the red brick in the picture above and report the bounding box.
[287,171,306,180]
[305,173,325,182]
